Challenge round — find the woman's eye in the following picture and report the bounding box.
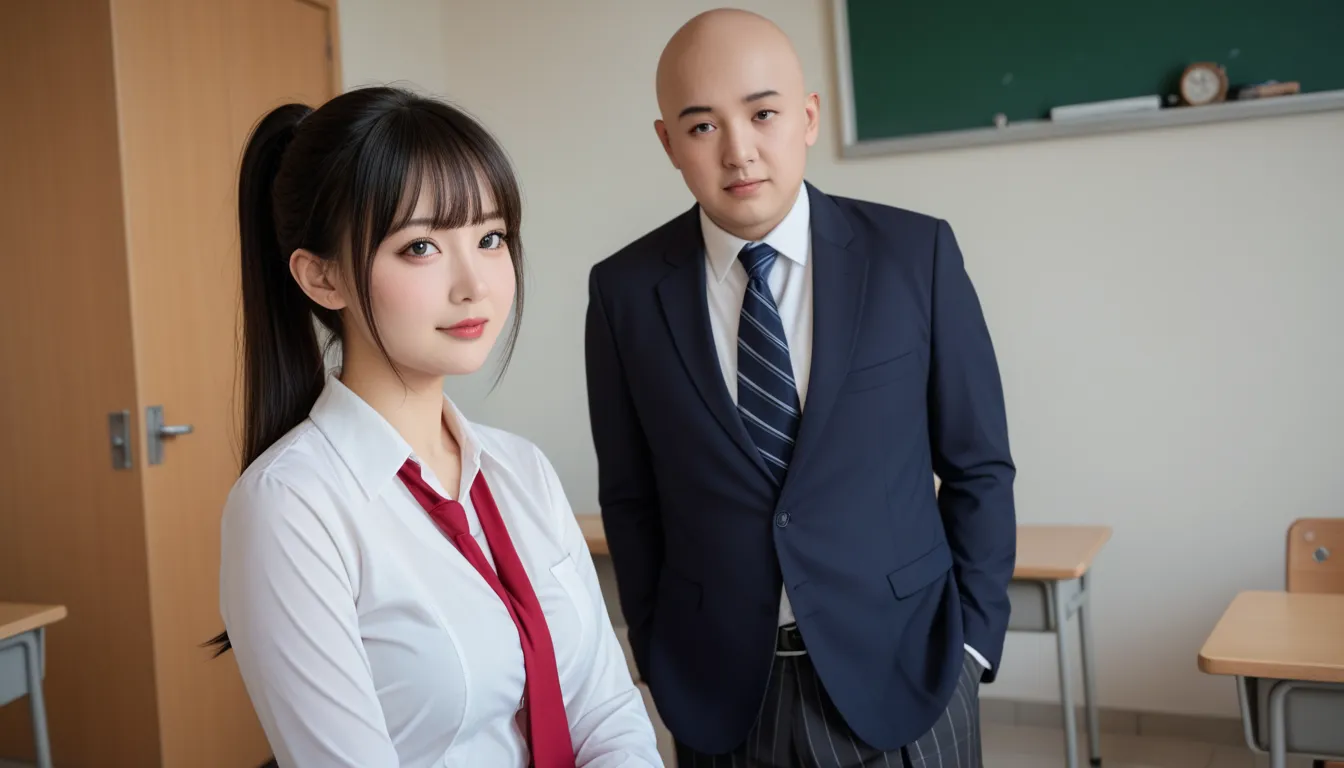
[755,110,777,121]
[480,231,507,250]
[404,240,440,258]
[690,123,714,134]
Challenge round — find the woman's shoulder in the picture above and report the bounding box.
[223,419,352,533]
[218,420,365,611]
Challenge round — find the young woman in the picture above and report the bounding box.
[213,86,661,767]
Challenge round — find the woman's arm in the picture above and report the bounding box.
[534,446,664,767]
[220,473,400,767]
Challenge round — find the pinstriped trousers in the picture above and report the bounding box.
[674,650,982,768]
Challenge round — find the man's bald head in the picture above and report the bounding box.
[655,9,805,120]
[652,9,819,241]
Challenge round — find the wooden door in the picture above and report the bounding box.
[109,0,340,764]
[0,1,163,765]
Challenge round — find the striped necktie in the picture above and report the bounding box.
[736,241,801,486]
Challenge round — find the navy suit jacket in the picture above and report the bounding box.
[583,182,1016,754]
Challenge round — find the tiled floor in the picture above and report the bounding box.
[978,722,1312,768]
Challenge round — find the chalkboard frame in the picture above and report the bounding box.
[829,0,1344,158]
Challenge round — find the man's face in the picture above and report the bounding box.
[655,42,819,241]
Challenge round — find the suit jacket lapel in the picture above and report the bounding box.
[780,184,865,505]
[655,206,774,481]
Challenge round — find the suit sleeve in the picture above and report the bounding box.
[927,219,1017,681]
[583,265,663,682]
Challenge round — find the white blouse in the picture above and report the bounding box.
[219,377,661,767]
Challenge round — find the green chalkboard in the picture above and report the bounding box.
[843,0,1344,142]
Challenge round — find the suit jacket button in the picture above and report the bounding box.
[775,511,790,528]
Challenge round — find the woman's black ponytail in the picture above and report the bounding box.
[236,103,326,473]
[209,103,319,656]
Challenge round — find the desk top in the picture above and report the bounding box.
[1013,524,1112,580]
[0,603,67,642]
[1198,590,1344,683]
[576,517,1111,582]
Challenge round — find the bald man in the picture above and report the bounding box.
[584,9,1015,767]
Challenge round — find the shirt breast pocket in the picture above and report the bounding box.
[546,555,594,675]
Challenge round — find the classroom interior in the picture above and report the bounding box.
[2,1,1341,767]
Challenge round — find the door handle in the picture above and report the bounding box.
[146,405,193,465]
[108,410,133,470]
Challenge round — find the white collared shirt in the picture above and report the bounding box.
[699,183,990,669]
[219,377,660,767]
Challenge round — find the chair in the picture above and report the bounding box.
[1287,517,1344,594]
[1286,518,1344,768]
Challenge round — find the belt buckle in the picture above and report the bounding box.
[775,623,807,657]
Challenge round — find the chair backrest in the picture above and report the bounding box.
[1286,517,1344,594]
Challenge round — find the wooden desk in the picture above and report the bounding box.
[1009,525,1111,768]
[577,516,1111,768]
[1014,524,1111,581]
[0,603,66,768]
[1199,591,1344,768]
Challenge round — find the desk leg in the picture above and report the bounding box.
[1267,680,1290,768]
[20,630,53,768]
[1234,676,1261,754]
[1078,573,1102,766]
[1051,581,1079,768]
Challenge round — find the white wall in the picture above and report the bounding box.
[338,0,1344,718]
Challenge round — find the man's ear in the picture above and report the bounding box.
[654,119,680,170]
[803,92,821,147]
[289,249,347,311]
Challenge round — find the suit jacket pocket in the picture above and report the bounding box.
[843,350,919,394]
[887,540,953,599]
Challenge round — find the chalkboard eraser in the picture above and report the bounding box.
[1050,95,1163,122]
[1236,81,1302,99]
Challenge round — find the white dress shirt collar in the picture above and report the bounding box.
[701,181,811,283]
[308,375,487,502]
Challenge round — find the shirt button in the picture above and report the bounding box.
[775,511,791,528]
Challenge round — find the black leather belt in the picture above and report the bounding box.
[776,623,807,656]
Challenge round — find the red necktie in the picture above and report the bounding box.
[397,459,575,768]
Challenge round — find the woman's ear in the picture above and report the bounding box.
[289,249,347,311]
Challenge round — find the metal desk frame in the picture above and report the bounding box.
[1008,573,1103,768]
[0,626,53,768]
[1235,675,1344,768]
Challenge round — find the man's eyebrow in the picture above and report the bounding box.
[678,90,781,120]
[744,89,780,102]
[678,105,712,119]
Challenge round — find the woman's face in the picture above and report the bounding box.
[342,180,517,381]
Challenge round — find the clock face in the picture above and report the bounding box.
[1182,66,1222,104]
